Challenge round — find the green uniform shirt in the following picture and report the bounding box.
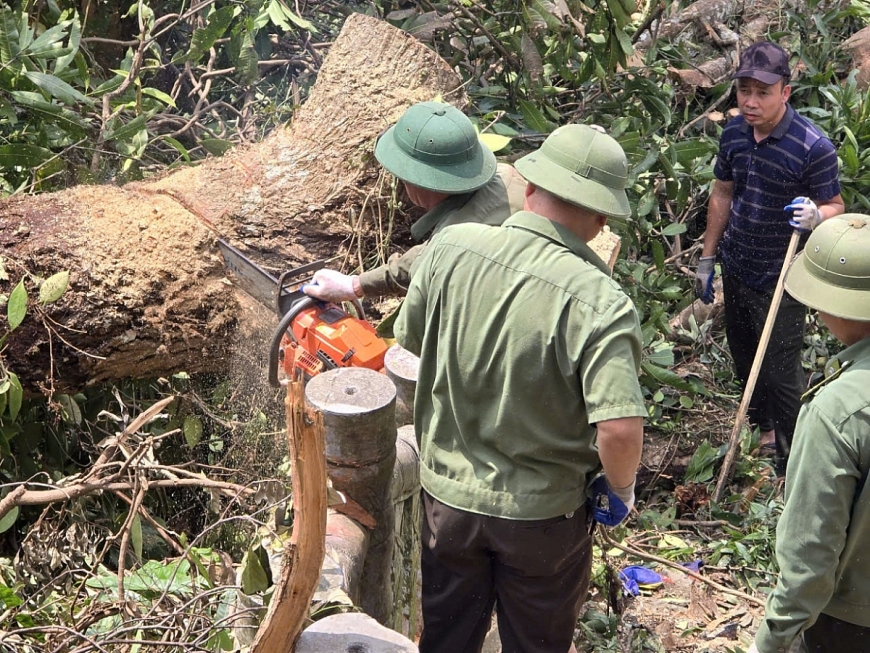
[358,163,527,296]
[756,335,870,653]
[394,211,646,520]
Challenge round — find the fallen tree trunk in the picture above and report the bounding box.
[1,13,464,392]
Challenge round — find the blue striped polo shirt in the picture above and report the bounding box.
[714,105,841,290]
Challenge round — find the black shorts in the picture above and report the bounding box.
[418,490,592,653]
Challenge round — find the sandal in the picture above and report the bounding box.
[756,442,778,457]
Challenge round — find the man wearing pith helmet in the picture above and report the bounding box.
[303,101,526,302]
[748,216,870,653]
[395,124,646,653]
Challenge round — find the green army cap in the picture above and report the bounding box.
[785,215,870,321]
[514,124,631,220]
[374,102,496,194]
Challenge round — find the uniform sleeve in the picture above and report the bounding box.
[755,404,859,653]
[805,138,841,203]
[357,244,427,297]
[393,244,435,357]
[580,297,646,424]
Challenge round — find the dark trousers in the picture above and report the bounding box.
[801,612,870,652]
[419,490,592,653]
[722,274,806,460]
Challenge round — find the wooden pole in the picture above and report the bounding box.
[712,230,801,502]
[249,380,327,653]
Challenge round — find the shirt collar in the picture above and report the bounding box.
[502,211,612,276]
[737,104,795,142]
[410,192,474,242]
[830,335,870,372]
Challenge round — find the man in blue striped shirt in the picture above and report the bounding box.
[696,41,844,471]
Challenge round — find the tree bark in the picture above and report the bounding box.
[249,379,327,653]
[1,13,465,392]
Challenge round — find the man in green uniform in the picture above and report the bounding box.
[303,101,526,302]
[748,215,870,653]
[394,125,646,653]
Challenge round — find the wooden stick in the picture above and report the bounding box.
[249,380,327,653]
[713,230,801,502]
[598,528,765,608]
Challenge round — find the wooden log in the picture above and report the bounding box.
[249,379,327,653]
[384,344,420,428]
[1,13,465,392]
[304,367,397,624]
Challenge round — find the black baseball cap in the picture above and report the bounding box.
[734,42,791,85]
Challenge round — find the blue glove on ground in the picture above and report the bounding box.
[785,196,821,232]
[589,475,635,527]
[695,256,716,304]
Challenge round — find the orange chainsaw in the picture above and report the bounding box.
[217,239,387,387]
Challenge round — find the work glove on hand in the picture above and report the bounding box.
[302,269,360,302]
[695,256,716,305]
[785,196,822,232]
[589,475,635,527]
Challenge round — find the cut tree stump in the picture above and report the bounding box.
[249,379,326,653]
[1,13,465,392]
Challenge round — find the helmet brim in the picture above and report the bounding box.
[375,126,497,194]
[785,251,870,321]
[514,153,631,221]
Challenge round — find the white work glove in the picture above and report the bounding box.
[589,476,635,526]
[695,256,716,304]
[302,269,361,302]
[784,196,822,232]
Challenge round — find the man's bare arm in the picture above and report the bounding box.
[596,416,643,489]
[702,179,734,258]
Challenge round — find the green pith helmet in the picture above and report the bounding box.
[374,102,496,194]
[785,215,870,321]
[514,124,631,220]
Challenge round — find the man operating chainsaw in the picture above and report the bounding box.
[394,124,646,653]
[302,101,526,302]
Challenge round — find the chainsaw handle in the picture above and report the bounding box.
[269,298,311,387]
[267,297,368,387]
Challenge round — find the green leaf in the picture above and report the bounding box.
[7,373,22,421]
[131,513,143,561]
[38,270,69,304]
[55,393,82,425]
[10,91,90,134]
[0,7,21,67]
[7,280,27,331]
[24,20,69,58]
[54,13,81,75]
[267,0,317,32]
[651,240,664,271]
[160,136,190,162]
[641,360,695,392]
[234,40,259,85]
[679,395,694,409]
[240,546,270,594]
[0,144,53,170]
[200,138,233,156]
[518,99,556,134]
[661,222,687,236]
[684,439,722,483]
[670,138,717,168]
[183,416,203,448]
[0,391,6,418]
[0,506,18,534]
[141,86,175,108]
[105,113,148,143]
[478,133,511,153]
[24,71,93,107]
[182,6,236,64]
[645,342,674,367]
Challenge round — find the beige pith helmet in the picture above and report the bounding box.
[784,215,870,321]
[513,124,631,220]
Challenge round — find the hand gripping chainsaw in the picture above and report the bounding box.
[217,239,388,387]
